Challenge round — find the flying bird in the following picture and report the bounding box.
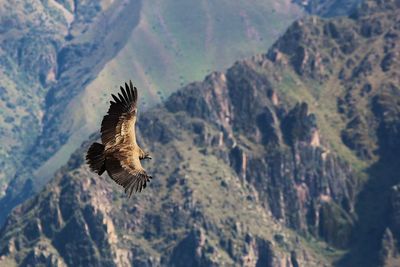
[86,81,152,197]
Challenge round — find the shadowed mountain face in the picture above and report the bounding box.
[0,0,399,266]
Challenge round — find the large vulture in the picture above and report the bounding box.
[86,81,152,197]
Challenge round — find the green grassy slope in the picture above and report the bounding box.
[85,0,302,106]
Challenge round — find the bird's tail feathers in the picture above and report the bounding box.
[86,142,106,175]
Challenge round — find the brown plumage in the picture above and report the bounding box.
[86,81,152,197]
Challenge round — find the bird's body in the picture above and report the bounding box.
[86,81,152,197]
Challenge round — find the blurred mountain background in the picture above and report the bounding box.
[0,0,399,266]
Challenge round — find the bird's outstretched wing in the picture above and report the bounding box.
[101,81,138,147]
[100,81,152,196]
[106,155,152,197]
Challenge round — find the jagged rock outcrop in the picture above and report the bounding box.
[0,129,330,266]
[165,67,356,248]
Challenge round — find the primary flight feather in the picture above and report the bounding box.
[86,81,152,197]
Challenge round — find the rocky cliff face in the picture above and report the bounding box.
[268,1,400,265]
[164,69,356,248]
[0,0,399,266]
[0,101,338,266]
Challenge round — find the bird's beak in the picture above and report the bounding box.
[147,156,152,160]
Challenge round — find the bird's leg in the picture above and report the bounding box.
[139,147,152,160]
[140,152,152,160]
[144,152,152,160]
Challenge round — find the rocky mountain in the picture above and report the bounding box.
[0,0,304,226]
[0,0,399,266]
[0,81,345,266]
[267,0,400,264]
